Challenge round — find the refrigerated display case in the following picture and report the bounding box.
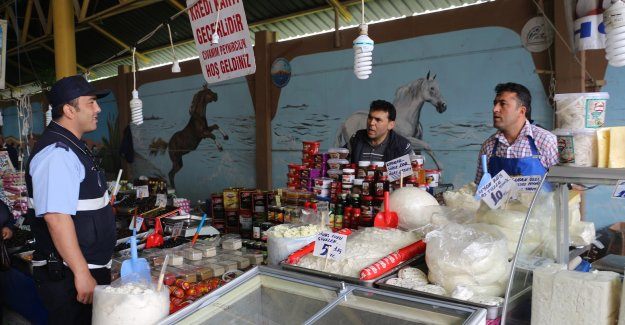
[160,266,487,324]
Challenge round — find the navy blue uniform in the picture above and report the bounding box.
[26,121,116,324]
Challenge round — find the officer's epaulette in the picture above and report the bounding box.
[54,142,69,151]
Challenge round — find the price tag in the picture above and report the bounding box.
[613,180,625,199]
[313,231,347,261]
[128,216,144,231]
[172,222,184,238]
[512,175,543,192]
[476,170,518,209]
[385,154,413,182]
[136,185,149,199]
[155,194,167,207]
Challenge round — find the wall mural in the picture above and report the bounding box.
[271,26,553,190]
[149,85,229,188]
[335,71,447,168]
[131,75,255,203]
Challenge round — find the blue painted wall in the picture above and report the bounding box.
[130,74,256,202]
[583,66,625,230]
[272,27,552,189]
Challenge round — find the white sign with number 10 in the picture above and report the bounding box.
[476,170,518,209]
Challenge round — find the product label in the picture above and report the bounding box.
[557,135,575,164]
[585,98,606,128]
[172,222,184,237]
[613,180,625,199]
[155,194,167,208]
[136,185,149,199]
[313,231,347,260]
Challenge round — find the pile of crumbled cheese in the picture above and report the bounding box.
[295,227,420,277]
[92,283,169,325]
[269,224,324,238]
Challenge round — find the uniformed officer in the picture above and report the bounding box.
[26,75,116,324]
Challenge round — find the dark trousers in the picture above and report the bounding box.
[33,266,111,325]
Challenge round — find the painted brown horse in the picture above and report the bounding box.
[150,85,228,188]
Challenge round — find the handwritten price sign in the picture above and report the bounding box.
[385,154,413,182]
[476,170,518,209]
[313,231,347,261]
[512,175,543,192]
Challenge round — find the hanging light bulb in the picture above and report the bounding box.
[211,1,221,45]
[130,90,143,125]
[167,24,181,73]
[604,0,625,67]
[353,24,374,79]
[130,47,144,125]
[45,105,52,126]
[353,0,374,79]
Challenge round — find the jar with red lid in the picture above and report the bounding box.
[362,175,374,197]
[357,161,370,178]
[405,176,418,187]
[367,164,377,178]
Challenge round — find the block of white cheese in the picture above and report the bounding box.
[597,128,610,168]
[609,126,625,168]
[532,263,621,325]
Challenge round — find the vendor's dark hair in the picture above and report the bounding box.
[51,98,79,120]
[369,99,396,121]
[495,82,532,120]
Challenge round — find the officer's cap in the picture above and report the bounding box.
[47,75,110,109]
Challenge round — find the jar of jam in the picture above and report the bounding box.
[361,196,374,227]
[372,161,385,179]
[405,176,417,187]
[367,164,377,178]
[342,168,356,185]
[362,175,374,197]
[374,175,389,197]
[357,161,370,178]
[352,179,363,195]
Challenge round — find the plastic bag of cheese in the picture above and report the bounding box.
[93,275,169,325]
[266,224,324,265]
[425,223,510,297]
[442,182,481,212]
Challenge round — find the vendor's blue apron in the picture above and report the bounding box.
[489,135,551,190]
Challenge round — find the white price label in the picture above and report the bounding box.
[313,231,347,261]
[385,154,413,182]
[136,185,149,199]
[512,175,543,192]
[128,216,144,231]
[476,170,518,209]
[172,222,184,238]
[156,194,167,207]
[613,180,625,199]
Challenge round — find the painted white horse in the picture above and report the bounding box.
[335,71,447,169]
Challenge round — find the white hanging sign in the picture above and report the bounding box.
[187,0,256,83]
[385,154,413,182]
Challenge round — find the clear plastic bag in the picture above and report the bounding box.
[425,223,510,297]
[266,224,324,265]
[92,274,169,325]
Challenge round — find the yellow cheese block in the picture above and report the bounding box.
[597,128,610,168]
[609,126,625,168]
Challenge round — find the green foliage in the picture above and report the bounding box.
[100,117,122,177]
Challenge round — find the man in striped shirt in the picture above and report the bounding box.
[474,83,558,184]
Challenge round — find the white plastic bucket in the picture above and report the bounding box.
[554,92,609,129]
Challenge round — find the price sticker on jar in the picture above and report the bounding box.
[172,222,184,238]
[136,185,149,199]
[477,170,518,209]
[313,231,347,261]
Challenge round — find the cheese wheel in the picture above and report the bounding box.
[597,128,610,168]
